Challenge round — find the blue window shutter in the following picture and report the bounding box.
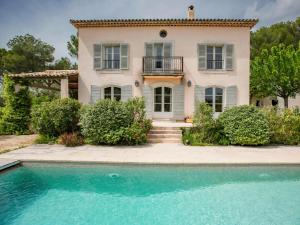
[194,85,205,106]
[198,44,206,70]
[145,43,153,56]
[143,85,153,118]
[121,85,132,101]
[90,85,101,103]
[225,44,234,70]
[226,85,237,108]
[93,44,102,70]
[120,44,129,69]
[173,84,185,120]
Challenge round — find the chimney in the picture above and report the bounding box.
[187,5,195,19]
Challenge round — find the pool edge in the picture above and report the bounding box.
[19,159,300,167]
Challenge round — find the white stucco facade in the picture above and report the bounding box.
[76,19,254,120]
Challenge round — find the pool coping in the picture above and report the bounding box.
[0,159,20,171]
[21,159,300,167]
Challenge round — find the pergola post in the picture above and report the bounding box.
[60,78,69,98]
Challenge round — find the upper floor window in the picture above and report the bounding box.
[103,45,120,69]
[93,43,128,70]
[198,44,233,71]
[205,87,223,112]
[207,46,223,70]
[104,86,121,101]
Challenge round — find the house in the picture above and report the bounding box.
[70,6,258,120]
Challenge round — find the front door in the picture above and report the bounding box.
[153,87,173,119]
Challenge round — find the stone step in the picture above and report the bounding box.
[148,138,182,143]
[148,134,182,139]
[148,126,182,143]
[149,130,182,135]
[151,127,181,131]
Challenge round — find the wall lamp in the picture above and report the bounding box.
[187,80,192,87]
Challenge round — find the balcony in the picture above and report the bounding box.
[207,60,223,70]
[142,56,184,76]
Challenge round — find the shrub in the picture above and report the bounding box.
[0,75,31,134]
[262,107,300,145]
[80,98,151,145]
[30,90,59,108]
[59,132,84,147]
[35,134,58,144]
[31,98,81,137]
[182,127,210,146]
[185,102,225,145]
[218,105,270,145]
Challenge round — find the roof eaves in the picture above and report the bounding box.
[70,18,258,29]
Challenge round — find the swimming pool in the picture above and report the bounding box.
[1,164,300,225]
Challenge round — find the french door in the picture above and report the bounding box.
[153,87,173,118]
[145,43,172,72]
[153,43,163,70]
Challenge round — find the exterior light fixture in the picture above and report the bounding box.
[135,80,140,87]
[187,80,192,87]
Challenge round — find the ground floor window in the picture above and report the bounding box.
[104,86,121,101]
[205,87,223,112]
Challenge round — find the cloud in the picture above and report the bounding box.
[244,0,300,26]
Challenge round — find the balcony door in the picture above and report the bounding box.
[145,43,172,72]
[153,43,163,70]
[153,86,173,119]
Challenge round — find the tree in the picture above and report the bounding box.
[67,34,78,58]
[0,48,7,74]
[250,44,300,108]
[51,57,72,70]
[251,17,300,59]
[3,34,55,73]
[0,75,31,134]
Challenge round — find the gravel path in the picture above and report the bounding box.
[0,134,37,154]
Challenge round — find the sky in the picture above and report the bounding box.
[0,0,299,61]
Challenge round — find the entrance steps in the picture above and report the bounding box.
[148,126,182,143]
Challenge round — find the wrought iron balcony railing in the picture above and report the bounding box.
[103,60,120,70]
[143,56,183,74]
[207,60,223,70]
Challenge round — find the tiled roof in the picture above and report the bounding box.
[9,70,78,78]
[70,18,258,28]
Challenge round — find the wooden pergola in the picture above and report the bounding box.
[8,70,78,98]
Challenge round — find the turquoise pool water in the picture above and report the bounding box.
[1,164,300,225]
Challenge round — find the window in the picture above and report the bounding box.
[104,87,121,101]
[205,87,223,112]
[159,30,167,38]
[103,45,120,69]
[207,46,223,70]
[93,43,129,70]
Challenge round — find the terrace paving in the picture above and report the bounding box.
[0,144,300,165]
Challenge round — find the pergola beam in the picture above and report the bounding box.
[8,70,79,99]
[30,83,60,91]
